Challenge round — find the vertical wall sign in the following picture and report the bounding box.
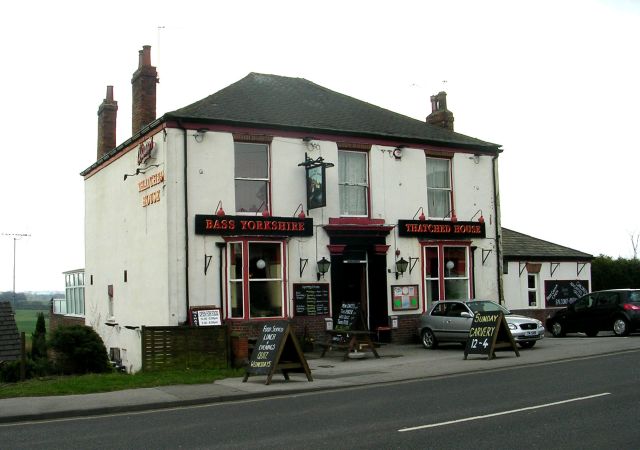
[298,152,334,211]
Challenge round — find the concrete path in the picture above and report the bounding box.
[1,334,639,424]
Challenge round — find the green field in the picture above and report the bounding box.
[13,309,50,336]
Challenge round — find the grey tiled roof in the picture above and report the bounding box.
[0,302,20,362]
[166,73,500,151]
[502,228,593,261]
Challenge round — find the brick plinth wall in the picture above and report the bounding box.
[510,308,563,328]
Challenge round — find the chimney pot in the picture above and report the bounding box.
[426,91,454,131]
[97,85,118,160]
[132,45,159,134]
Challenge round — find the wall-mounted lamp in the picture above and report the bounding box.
[317,257,331,280]
[123,164,160,181]
[443,208,457,223]
[303,136,320,151]
[194,128,207,143]
[293,203,306,218]
[469,154,480,164]
[393,145,406,160]
[413,206,426,221]
[389,257,409,279]
[215,200,225,216]
[300,258,308,277]
[470,209,485,223]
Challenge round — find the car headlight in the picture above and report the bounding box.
[508,323,517,330]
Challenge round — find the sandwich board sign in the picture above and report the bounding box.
[464,311,520,360]
[243,321,313,385]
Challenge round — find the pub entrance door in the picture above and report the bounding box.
[330,248,388,332]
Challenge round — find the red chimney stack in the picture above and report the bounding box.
[131,45,158,134]
[426,91,454,131]
[97,85,118,160]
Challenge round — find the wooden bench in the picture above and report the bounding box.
[319,329,380,360]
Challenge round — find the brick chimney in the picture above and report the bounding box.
[131,45,158,134]
[426,91,454,131]
[97,85,118,160]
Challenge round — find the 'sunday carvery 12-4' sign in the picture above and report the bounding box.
[195,215,313,237]
[398,220,486,239]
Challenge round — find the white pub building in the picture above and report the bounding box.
[83,46,504,371]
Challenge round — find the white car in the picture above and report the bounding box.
[419,300,545,349]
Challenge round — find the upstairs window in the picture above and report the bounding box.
[426,157,452,219]
[339,150,368,216]
[234,142,270,214]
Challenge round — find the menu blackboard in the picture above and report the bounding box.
[243,321,313,385]
[464,312,519,360]
[335,302,360,331]
[248,322,287,375]
[293,283,330,316]
[545,280,589,307]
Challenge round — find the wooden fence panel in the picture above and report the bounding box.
[141,326,228,371]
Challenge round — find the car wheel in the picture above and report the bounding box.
[519,341,536,349]
[550,321,565,337]
[613,318,630,336]
[585,329,598,337]
[421,329,438,349]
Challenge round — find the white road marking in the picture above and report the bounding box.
[398,392,611,432]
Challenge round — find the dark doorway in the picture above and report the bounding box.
[330,249,388,331]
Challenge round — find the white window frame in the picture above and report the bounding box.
[527,273,538,307]
[338,149,369,217]
[234,142,270,214]
[426,157,453,219]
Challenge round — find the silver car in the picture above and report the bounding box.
[419,300,545,349]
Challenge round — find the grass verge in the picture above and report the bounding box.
[0,367,244,399]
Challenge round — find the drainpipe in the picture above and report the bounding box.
[177,120,190,320]
[492,150,504,304]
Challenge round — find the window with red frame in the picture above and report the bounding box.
[424,245,471,307]
[227,241,284,319]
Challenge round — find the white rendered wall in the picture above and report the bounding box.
[503,261,592,310]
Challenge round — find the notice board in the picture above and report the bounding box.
[243,321,312,385]
[464,311,519,360]
[391,285,419,311]
[189,307,222,326]
[293,283,330,316]
[545,280,589,307]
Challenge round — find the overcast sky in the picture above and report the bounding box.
[1,0,638,292]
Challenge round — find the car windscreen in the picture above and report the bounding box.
[467,301,510,315]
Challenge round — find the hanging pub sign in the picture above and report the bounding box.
[195,215,313,237]
[298,152,334,211]
[398,220,486,239]
[306,165,326,210]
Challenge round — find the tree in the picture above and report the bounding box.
[591,255,640,291]
[31,312,47,360]
[49,325,112,374]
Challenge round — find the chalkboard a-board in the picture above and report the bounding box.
[243,321,313,385]
[335,302,361,331]
[293,283,330,316]
[464,312,519,360]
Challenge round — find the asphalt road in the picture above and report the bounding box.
[2,349,639,449]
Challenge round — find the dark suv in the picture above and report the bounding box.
[546,289,640,337]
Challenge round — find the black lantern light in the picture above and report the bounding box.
[317,257,331,280]
[395,257,409,279]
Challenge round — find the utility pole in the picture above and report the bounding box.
[1,233,30,306]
